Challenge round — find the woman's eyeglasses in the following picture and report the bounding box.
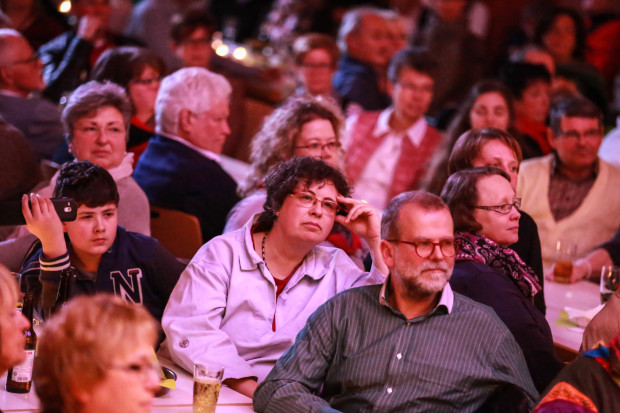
[474,198,521,215]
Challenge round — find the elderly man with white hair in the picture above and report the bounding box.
[134,67,239,242]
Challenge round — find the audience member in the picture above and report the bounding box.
[39,0,138,103]
[254,190,538,412]
[517,96,620,268]
[534,331,620,412]
[21,161,184,323]
[501,62,553,159]
[0,80,152,273]
[162,157,387,398]
[423,79,516,194]
[90,46,166,163]
[168,8,251,159]
[292,33,340,102]
[0,0,66,50]
[53,80,151,234]
[125,0,207,71]
[381,9,408,61]
[34,294,161,413]
[133,67,240,242]
[333,7,391,112]
[231,96,343,228]
[226,97,368,268]
[446,128,546,314]
[0,264,30,380]
[442,167,563,392]
[345,48,442,211]
[411,0,486,120]
[0,29,64,160]
[534,7,607,114]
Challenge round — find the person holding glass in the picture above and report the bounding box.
[423,79,516,195]
[441,166,563,392]
[162,157,387,398]
[34,294,161,413]
[447,128,545,313]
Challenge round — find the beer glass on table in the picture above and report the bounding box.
[600,266,620,303]
[553,240,577,283]
[193,364,224,413]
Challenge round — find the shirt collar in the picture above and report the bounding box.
[379,275,454,315]
[550,151,599,179]
[372,107,427,146]
[159,131,221,163]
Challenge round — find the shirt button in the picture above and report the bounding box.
[396,353,402,360]
[179,338,189,348]
[387,387,393,394]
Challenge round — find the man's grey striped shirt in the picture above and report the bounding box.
[254,282,538,412]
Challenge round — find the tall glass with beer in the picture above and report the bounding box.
[193,364,224,413]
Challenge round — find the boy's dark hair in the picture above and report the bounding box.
[550,96,603,136]
[387,47,437,84]
[53,161,119,208]
[254,157,350,232]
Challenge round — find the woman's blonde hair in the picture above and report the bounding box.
[34,294,158,413]
[238,96,344,196]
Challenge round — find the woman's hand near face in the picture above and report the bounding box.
[22,194,67,259]
[335,195,388,274]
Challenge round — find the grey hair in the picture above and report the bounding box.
[62,80,132,142]
[155,67,231,135]
[337,7,384,54]
[381,191,449,240]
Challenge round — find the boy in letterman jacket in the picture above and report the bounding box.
[20,161,184,325]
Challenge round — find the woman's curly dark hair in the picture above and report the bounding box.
[254,157,349,232]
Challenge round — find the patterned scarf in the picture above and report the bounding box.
[455,231,542,299]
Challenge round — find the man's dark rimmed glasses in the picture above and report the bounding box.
[474,198,521,215]
[385,239,456,258]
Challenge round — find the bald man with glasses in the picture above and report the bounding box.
[254,191,537,413]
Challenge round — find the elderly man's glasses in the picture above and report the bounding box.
[386,239,456,258]
[294,141,341,152]
[290,191,341,214]
[475,198,521,214]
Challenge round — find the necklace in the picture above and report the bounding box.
[261,233,269,271]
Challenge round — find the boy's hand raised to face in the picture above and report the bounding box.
[22,194,68,259]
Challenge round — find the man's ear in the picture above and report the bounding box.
[178,108,193,134]
[380,239,394,270]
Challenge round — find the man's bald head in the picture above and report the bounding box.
[0,29,45,96]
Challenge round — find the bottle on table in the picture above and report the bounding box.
[5,293,37,393]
